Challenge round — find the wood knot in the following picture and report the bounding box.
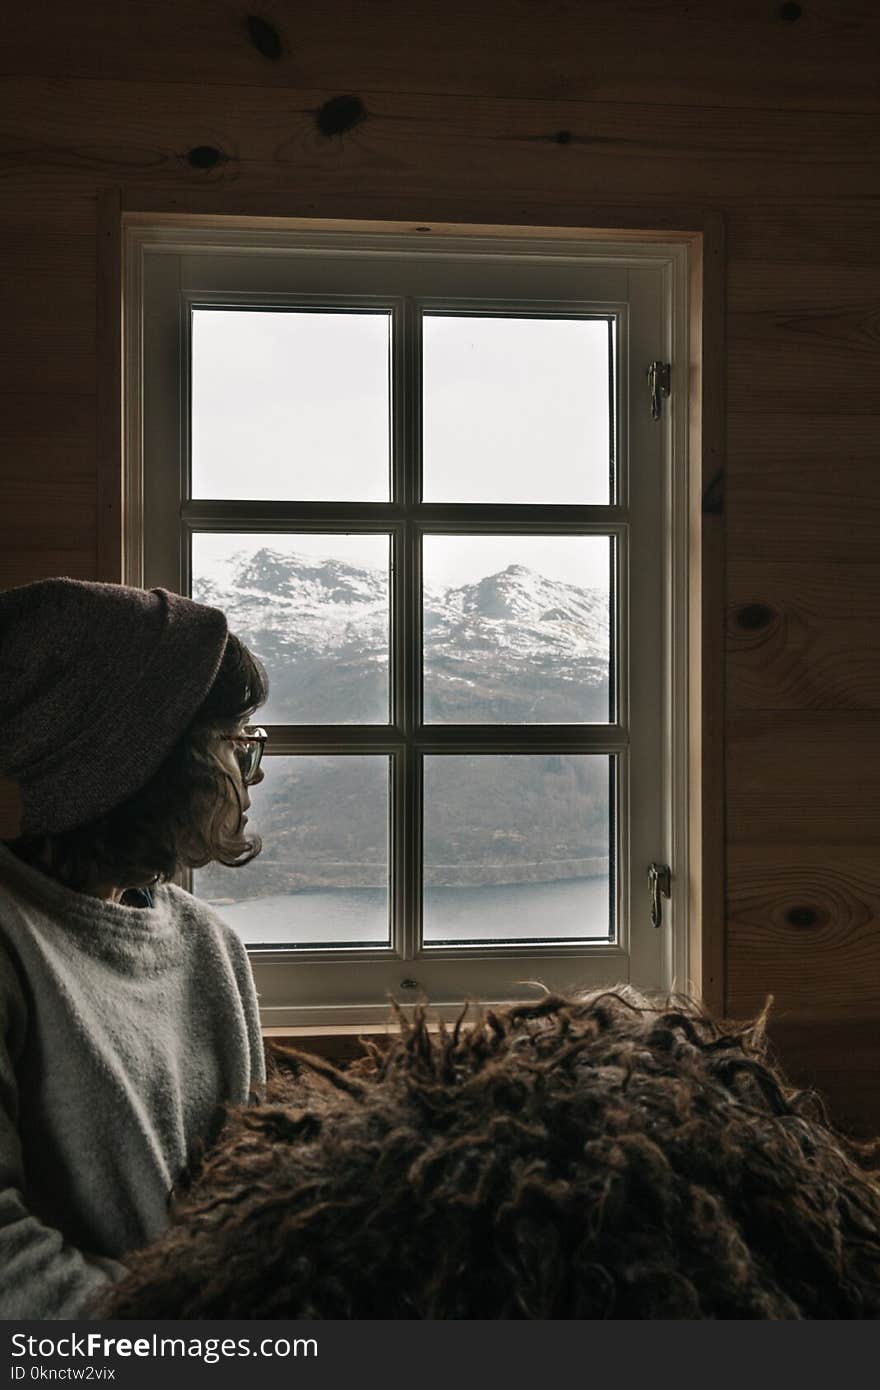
[316,95,367,137]
[555,130,573,145]
[779,2,803,19]
[246,15,283,60]
[736,603,775,631]
[785,905,819,929]
[186,145,225,169]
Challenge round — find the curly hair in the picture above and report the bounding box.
[96,988,880,1320]
[4,631,268,895]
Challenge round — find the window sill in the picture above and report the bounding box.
[263,1021,444,1063]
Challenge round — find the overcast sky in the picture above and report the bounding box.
[191,309,613,590]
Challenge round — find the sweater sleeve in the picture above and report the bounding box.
[214,916,267,1100]
[0,946,127,1319]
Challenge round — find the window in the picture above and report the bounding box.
[129,225,689,1028]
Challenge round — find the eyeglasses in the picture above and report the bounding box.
[219,725,267,785]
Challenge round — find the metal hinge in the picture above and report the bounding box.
[648,862,671,929]
[648,361,671,420]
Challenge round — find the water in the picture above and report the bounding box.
[206,877,612,948]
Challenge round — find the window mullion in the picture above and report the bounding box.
[413,727,628,753]
[180,500,627,528]
[396,295,420,961]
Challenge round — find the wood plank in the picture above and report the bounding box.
[728,262,880,415]
[730,260,880,307]
[2,79,879,213]
[0,479,95,550]
[0,393,96,550]
[727,713,880,845]
[766,1015,880,1138]
[0,171,98,233]
[0,551,96,587]
[727,845,880,1018]
[726,413,880,563]
[727,562,880,711]
[0,174,710,232]
[96,189,122,584]
[0,390,94,468]
[0,234,96,393]
[727,203,880,265]
[2,1,879,114]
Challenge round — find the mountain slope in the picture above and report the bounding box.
[192,547,611,897]
[193,547,610,724]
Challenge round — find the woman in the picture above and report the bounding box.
[0,576,269,1318]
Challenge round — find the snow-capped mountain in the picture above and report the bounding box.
[426,561,609,722]
[192,547,611,898]
[193,547,609,724]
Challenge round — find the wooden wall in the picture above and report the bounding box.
[2,1,879,1130]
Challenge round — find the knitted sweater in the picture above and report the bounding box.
[0,839,266,1319]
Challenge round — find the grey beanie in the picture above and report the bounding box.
[0,577,229,838]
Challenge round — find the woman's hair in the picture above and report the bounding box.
[97,989,880,1320]
[6,631,268,895]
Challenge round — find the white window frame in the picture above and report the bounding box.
[126,224,690,1030]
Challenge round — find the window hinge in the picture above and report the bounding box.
[648,361,671,420]
[648,862,671,929]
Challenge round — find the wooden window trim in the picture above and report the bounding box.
[98,193,726,1039]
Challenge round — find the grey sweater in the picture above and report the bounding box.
[0,838,266,1319]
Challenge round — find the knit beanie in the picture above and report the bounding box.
[0,577,229,839]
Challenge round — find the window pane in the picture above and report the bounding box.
[422,315,613,504]
[423,755,613,944]
[194,755,390,947]
[191,309,391,501]
[423,535,612,724]
[192,532,390,724]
